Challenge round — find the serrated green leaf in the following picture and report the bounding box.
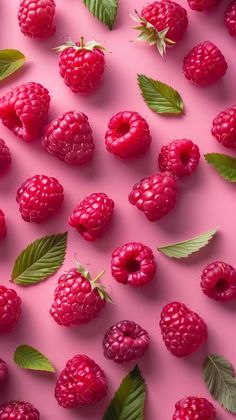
[83,0,118,30]
[0,49,26,81]
[157,228,217,259]
[203,354,236,414]
[14,345,55,373]
[11,232,68,285]
[137,74,184,115]
[103,365,146,420]
[205,153,236,182]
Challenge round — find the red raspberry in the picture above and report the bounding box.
[0,210,7,240]
[55,354,107,408]
[56,38,105,95]
[0,285,21,333]
[42,111,94,166]
[183,41,228,86]
[69,193,114,241]
[0,401,40,419]
[187,0,219,11]
[0,139,11,173]
[0,359,8,383]
[0,82,50,142]
[160,302,208,357]
[103,320,150,363]
[173,396,216,419]
[212,105,236,148]
[225,1,236,38]
[158,139,200,178]
[16,174,64,223]
[105,111,152,158]
[18,0,56,39]
[201,261,236,302]
[129,172,178,221]
[111,242,157,286]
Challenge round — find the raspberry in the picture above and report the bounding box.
[103,320,150,363]
[0,82,50,142]
[173,396,216,419]
[42,111,94,165]
[225,1,236,38]
[212,105,236,148]
[158,139,200,178]
[69,193,114,241]
[16,174,64,223]
[0,359,8,383]
[57,38,105,95]
[0,285,21,333]
[55,354,107,408]
[105,111,152,158]
[18,0,56,39]
[0,401,40,419]
[0,139,11,173]
[201,261,236,302]
[183,41,228,86]
[160,302,208,357]
[187,0,219,11]
[0,210,7,240]
[129,172,178,221]
[111,242,157,286]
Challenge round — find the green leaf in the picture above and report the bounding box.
[11,232,68,285]
[0,49,26,81]
[157,227,217,259]
[14,345,55,373]
[83,0,118,30]
[137,74,184,115]
[205,153,236,182]
[103,365,146,420]
[203,354,236,414]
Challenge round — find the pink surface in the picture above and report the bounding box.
[0,0,236,419]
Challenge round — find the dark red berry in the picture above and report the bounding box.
[173,396,216,419]
[18,0,56,39]
[158,139,200,177]
[0,139,11,173]
[187,0,219,11]
[0,285,21,333]
[0,210,7,240]
[212,105,236,148]
[201,261,236,302]
[0,401,40,419]
[225,1,236,38]
[0,359,8,383]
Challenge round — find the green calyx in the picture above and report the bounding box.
[76,262,112,303]
[53,37,105,53]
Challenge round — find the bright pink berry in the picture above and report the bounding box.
[18,0,56,39]
[0,210,7,240]
[212,105,236,148]
[0,139,11,173]
[105,111,152,158]
[0,359,8,383]
[42,111,94,165]
[187,0,219,11]
[111,242,157,286]
[129,172,178,221]
[201,261,236,302]
[69,193,114,241]
[173,396,216,419]
[103,320,150,363]
[0,285,21,333]
[0,401,40,419]
[0,82,50,142]
[158,139,200,178]
[183,41,228,86]
[225,1,236,38]
[16,174,64,223]
[55,354,107,408]
[160,302,208,357]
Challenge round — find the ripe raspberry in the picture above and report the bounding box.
[0,139,11,173]
[0,82,50,142]
[18,0,56,39]
[225,1,236,38]
[0,401,40,419]
[0,285,21,333]
[129,172,178,221]
[201,261,236,302]
[69,193,114,241]
[212,105,236,148]
[56,38,105,95]
[111,242,157,286]
[187,0,219,11]
[42,111,94,165]
[0,359,8,383]
[55,354,107,408]
[160,302,208,357]
[158,139,200,178]
[183,41,228,86]
[105,111,152,158]
[16,174,64,223]
[173,396,216,419]
[103,320,150,363]
[0,210,7,240]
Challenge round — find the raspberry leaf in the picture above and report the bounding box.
[11,232,68,285]
[0,49,26,81]
[14,345,55,373]
[203,354,236,414]
[205,153,236,182]
[83,0,118,30]
[103,365,146,420]
[138,74,184,115]
[157,228,217,259]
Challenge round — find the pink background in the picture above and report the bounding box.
[0,0,236,418]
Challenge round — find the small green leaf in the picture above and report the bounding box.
[83,0,118,30]
[103,365,146,420]
[11,232,68,285]
[14,345,55,373]
[157,228,217,259]
[203,354,236,414]
[137,74,184,115]
[205,153,236,182]
[0,49,26,81]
